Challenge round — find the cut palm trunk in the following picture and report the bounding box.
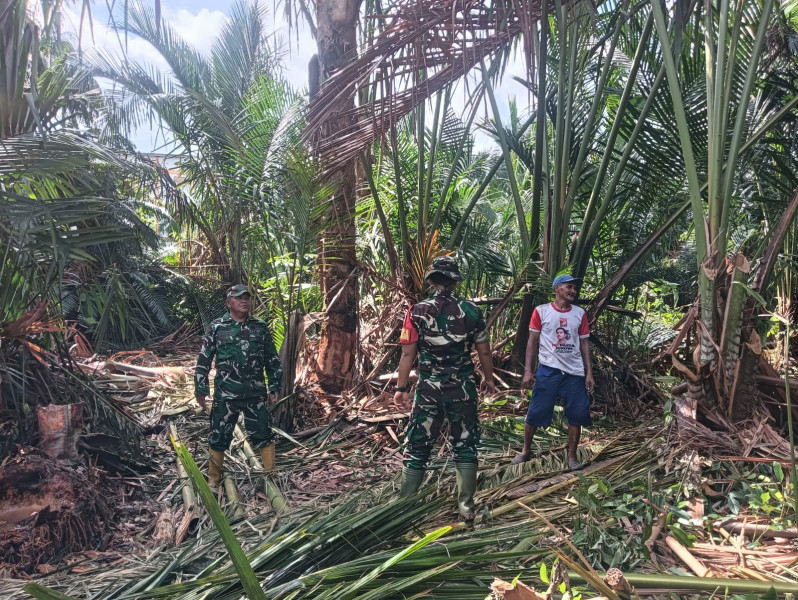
[719,254,751,408]
[567,571,798,595]
[234,425,287,513]
[168,424,197,524]
[223,477,246,522]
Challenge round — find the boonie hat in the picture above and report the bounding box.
[552,274,582,290]
[227,284,250,298]
[425,256,464,282]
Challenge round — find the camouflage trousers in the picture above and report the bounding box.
[403,379,480,470]
[209,396,274,451]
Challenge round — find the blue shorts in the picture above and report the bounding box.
[525,365,592,427]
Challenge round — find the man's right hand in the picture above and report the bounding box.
[393,391,411,407]
[196,395,209,412]
[522,371,536,390]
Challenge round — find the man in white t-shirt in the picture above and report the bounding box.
[511,274,594,470]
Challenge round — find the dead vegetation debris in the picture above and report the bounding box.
[0,454,110,576]
[1,342,798,598]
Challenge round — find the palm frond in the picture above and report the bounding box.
[303,0,581,175]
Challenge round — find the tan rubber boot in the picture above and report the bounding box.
[260,443,276,472]
[208,449,225,488]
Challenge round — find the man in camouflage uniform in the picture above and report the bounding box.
[394,256,496,521]
[195,284,283,487]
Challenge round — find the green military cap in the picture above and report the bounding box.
[226,283,250,298]
[425,256,464,281]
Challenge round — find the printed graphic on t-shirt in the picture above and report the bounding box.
[552,325,572,350]
[529,303,590,376]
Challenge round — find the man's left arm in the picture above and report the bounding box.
[475,341,496,395]
[579,338,594,394]
[394,342,418,405]
[470,306,496,395]
[578,312,594,394]
[262,325,283,401]
[394,307,420,405]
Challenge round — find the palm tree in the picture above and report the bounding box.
[651,0,798,417]
[90,1,294,286]
[91,2,341,401]
[307,0,363,393]
[304,0,798,410]
[1,0,164,448]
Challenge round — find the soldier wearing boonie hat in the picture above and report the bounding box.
[195,284,283,490]
[511,274,594,471]
[394,256,496,522]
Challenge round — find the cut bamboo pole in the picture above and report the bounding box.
[665,535,711,577]
[234,425,287,513]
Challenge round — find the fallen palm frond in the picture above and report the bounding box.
[22,584,77,600]
[6,398,798,600]
[567,571,798,595]
[171,438,267,600]
[7,418,668,600]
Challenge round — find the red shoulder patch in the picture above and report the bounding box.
[400,309,418,344]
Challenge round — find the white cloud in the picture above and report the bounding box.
[60,6,229,73]
[58,6,244,151]
[61,7,169,72]
[444,48,531,152]
[167,8,229,57]
[263,3,314,93]
[62,5,312,91]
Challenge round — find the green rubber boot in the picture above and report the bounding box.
[455,462,478,521]
[399,467,425,497]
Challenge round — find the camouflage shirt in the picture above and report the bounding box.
[400,289,489,382]
[194,313,283,399]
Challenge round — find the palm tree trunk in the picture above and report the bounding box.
[313,0,361,393]
[511,292,535,373]
[229,204,243,284]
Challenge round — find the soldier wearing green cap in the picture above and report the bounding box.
[394,256,496,521]
[194,284,283,488]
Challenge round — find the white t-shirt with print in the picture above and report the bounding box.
[529,303,590,376]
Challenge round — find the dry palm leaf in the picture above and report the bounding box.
[304,0,563,174]
[408,229,451,293]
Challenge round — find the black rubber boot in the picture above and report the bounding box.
[455,462,478,521]
[399,467,425,497]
